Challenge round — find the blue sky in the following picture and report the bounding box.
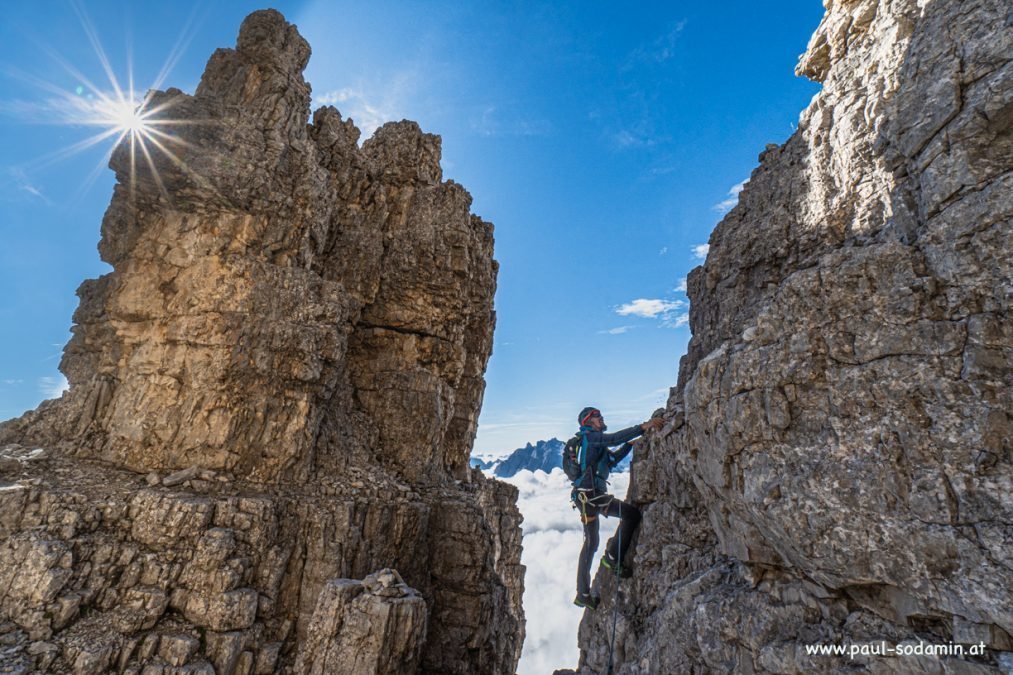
[0,1,823,455]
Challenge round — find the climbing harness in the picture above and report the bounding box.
[575,489,614,526]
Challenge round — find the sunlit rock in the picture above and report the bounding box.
[0,9,523,673]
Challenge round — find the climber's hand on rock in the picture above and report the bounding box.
[642,417,664,432]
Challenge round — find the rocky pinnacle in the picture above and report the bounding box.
[0,10,523,674]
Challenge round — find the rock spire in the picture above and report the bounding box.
[0,9,523,673]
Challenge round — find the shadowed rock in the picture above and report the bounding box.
[577,0,1011,672]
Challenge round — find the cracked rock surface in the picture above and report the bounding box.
[577,0,1011,673]
[0,9,522,674]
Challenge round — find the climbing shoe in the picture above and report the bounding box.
[573,593,599,610]
[600,552,633,578]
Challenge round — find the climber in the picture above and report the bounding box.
[570,406,662,610]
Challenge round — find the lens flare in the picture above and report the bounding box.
[109,99,147,135]
[12,1,207,202]
[88,95,153,139]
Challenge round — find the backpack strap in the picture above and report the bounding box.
[577,428,589,472]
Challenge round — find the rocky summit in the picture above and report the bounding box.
[0,9,523,674]
[492,438,567,478]
[578,0,1011,673]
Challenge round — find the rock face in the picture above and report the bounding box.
[295,569,427,674]
[0,9,523,674]
[578,0,1011,673]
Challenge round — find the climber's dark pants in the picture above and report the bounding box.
[576,495,641,595]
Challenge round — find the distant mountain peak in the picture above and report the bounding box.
[471,436,632,478]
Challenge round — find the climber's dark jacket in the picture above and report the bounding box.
[571,424,643,498]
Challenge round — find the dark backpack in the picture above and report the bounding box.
[563,433,595,492]
[562,434,583,481]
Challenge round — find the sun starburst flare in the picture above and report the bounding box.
[7,1,207,202]
[103,98,150,135]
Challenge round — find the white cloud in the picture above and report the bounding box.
[39,375,69,399]
[610,124,666,149]
[658,246,668,256]
[674,277,687,293]
[2,379,24,385]
[615,298,684,318]
[2,167,48,203]
[691,244,710,260]
[20,183,43,198]
[314,65,424,142]
[0,95,90,124]
[625,20,688,67]
[315,88,359,106]
[665,312,690,328]
[479,421,560,433]
[475,407,575,456]
[615,297,689,330]
[712,180,747,214]
[315,87,398,140]
[598,326,632,335]
[634,387,671,403]
[613,129,639,148]
[494,468,630,674]
[12,169,43,198]
[472,105,551,137]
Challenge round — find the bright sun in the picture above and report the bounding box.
[19,2,199,200]
[101,98,150,136]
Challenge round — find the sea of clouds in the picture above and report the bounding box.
[492,468,629,674]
